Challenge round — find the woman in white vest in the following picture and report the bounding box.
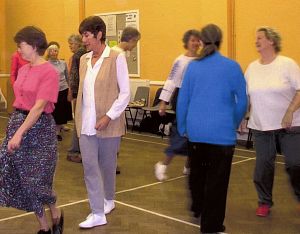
[75,16,130,228]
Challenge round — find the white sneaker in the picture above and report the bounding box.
[164,124,170,136]
[183,166,190,175]
[104,199,115,214]
[155,162,167,181]
[79,213,107,228]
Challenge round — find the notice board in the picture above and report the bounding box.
[96,10,140,77]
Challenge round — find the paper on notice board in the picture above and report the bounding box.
[125,21,137,28]
[125,12,137,22]
[101,15,117,36]
[125,12,137,28]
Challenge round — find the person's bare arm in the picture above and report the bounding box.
[282,91,300,128]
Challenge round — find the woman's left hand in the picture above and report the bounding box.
[281,110,293,128]
[7,133,23,154]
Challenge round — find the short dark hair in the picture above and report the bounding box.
[121,27,141,42]
[182,30,201,49]
[79,16,106,42]
[48,41,60,49]
[14,26,48,56]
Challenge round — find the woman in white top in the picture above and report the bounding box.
[155,30,201,181]
[246,27,300,217]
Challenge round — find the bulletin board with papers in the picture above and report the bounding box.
[96,10,140,77]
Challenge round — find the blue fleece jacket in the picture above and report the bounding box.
[176,52,247,145]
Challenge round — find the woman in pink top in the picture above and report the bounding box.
[10,50,29,86]
[0,26,63,234]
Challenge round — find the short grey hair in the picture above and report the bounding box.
[68,34,82,45]
[257,27,281,53]
[121,27,141,42]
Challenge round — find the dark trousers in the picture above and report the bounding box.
[253,128,300,207]
[188,142,234,233]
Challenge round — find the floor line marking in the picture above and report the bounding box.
[0,134,284,222]
[0,158,255,223]
[114,200,200,228]
[235,147,255,153]
[123,137,168,146]
[234,155,253,159]
[124,137,286,160]
[127,132,169,140]
[0,156,284,221]
[0,176,186,222]
[0,212,35,222]
[235,147,284,158]
[232,158,254,165]
[115,175,186,194]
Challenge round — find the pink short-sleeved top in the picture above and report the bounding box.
[13,62,59,113]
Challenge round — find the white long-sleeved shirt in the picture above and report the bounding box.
[159,55,196,102]
[81,46,130,135]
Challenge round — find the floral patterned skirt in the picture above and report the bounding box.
[0,110,57,217]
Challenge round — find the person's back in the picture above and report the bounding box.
[180,52,246,145]
[176,24,247,234]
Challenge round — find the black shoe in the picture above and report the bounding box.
[191,203,201,218]
[193,211,201,218]
[52,210,64,234]
[57,135,62,141]
[37,229,51,234]
[116,166,121,174]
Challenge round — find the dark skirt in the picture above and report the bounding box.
[0,110,57,217]
[52,88,73,125]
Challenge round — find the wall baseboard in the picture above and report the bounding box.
[149,80,164,86]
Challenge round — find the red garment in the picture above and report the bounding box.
[10,51,29,86]
[13,62,59,113]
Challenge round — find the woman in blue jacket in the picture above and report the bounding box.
[177,24,247,234]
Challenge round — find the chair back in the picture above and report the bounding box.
[152,87,163,107]
[134,86,150,106]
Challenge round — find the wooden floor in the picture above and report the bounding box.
[0,113,299,234]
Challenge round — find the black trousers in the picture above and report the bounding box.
[188,142,234,233]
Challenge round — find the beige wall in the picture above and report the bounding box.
[84,0,229,103]
[5,0,80,72]
[0,0,7,74]
[85,0,229,83]
[2,0,300,104]
[235,0,300,70]
[1,0,81,104]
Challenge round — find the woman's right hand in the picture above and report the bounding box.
[159,101,167,116]
[7,133,23,154]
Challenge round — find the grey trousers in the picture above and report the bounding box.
[79,134,121,214]
[253,128,300,206]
